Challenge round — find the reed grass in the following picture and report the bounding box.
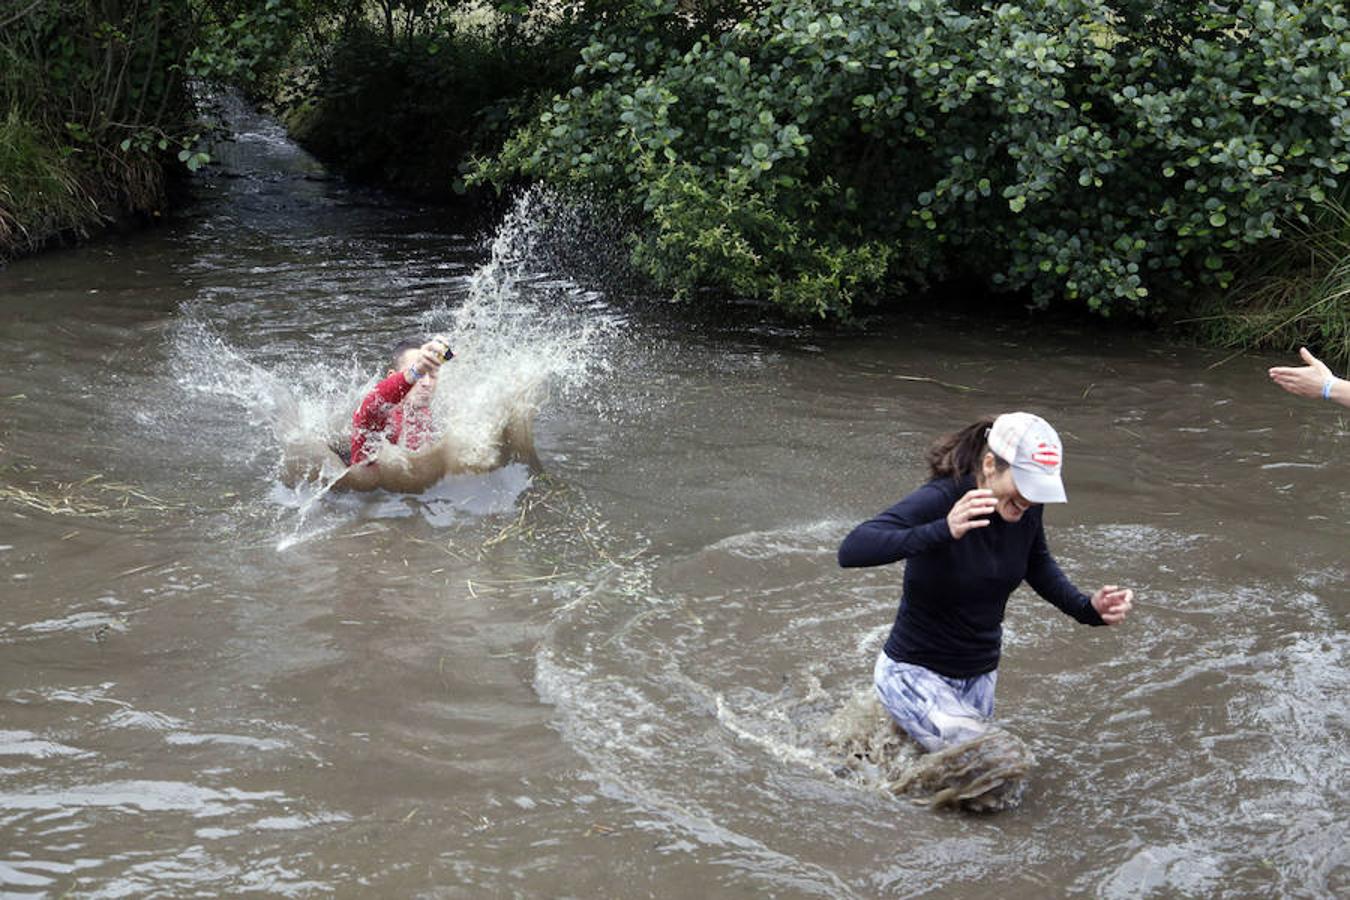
[0,110,102,258]
[1180,195,1350,369]
[0,473,182,519]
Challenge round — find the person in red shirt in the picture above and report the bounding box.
[348,336,452,466]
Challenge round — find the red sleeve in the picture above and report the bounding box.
[350,372,413,464]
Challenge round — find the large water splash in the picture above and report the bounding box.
[170,187,615,514]
[413,188,613,473]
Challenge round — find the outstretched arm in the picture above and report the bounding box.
[349,338,452,465]
[353,372,414,433]
[1024,523,1131,626]
[1269,347,1349,407]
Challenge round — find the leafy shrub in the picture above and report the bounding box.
[478,0,1350,319]
[284,22,528,194]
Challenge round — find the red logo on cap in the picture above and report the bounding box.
[1031,443,1060,468]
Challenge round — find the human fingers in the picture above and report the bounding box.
[947,517,989,539]
[1092,586,1118,614]
[1269,367,1316,384]
[1298,347,1328,374]
[413,348,443,375]
[947,491,994,537]
[1270,370,1317,397]
[420,336,451,359]
[1102,587,1132,606]
[959,489,997,515]
[1103,590,1133,623]
[956,498,996,528]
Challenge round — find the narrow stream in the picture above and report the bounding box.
[0,96,1344,897]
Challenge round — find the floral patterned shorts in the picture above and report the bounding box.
[873,651,997,752]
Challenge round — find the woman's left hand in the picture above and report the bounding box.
[1091,585,1134,625]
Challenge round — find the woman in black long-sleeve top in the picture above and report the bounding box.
[838,412,1134,751]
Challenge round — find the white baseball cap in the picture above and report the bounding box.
[987,412,1067,503]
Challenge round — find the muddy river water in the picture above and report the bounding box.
[0,99,1345,897]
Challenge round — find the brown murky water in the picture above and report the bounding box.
[1,98,1346,897]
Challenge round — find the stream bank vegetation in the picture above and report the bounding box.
[471,0,1350,362]
[3,1,1347,365]
[1178,190,1350,366]
[0,0,295,257]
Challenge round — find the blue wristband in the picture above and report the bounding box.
[407,367,422,382]
[1324,377,1337,400]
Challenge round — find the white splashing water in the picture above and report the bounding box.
[418,188,612,469]
[170,188,615,520]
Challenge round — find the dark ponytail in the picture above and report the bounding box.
[926,417,1007,481]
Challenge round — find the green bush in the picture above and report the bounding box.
[478,0,1350,319]
[283,21,532,194]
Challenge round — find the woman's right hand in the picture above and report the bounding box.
[947,488,997,539]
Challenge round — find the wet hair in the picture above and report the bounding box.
[330,439,352,466]
[926,417,1009,481]
[391,338,422,368]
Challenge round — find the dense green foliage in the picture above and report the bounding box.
[0,0,302,256]
[0,109,102,249]
[478,0,1350,321]
[274,2,735,197]
[277,2,568,196]
[268,2,763,194]
[4,0,1345,362]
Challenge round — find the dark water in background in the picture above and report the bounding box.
[0,97,1346,897]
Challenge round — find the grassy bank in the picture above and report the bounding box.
[0,110,169,261]
[0,0,300,265]
[1176,194,1350,369]
[0,111,101,257]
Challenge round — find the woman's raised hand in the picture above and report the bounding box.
[946,489,997,539]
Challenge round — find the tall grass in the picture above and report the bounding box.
[1180,193,1350,369]
[0,0,224,263]
[0,110,103,258]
